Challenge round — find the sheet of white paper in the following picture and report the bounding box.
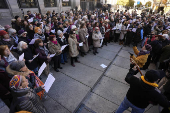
[79,42,83,46]
[29,39,36,44]
[10,45,14,50]
[19,53,24,61]
[100,64,107,68]
[60,45,67,51]
[127,24,130,29]
[112,27,116,30]
[104,17,105,20]
[44,73,55,92]
[130,20,132,23]
[38,62,47,77]
[132,28,137,32]
[13,47,17,49]
[106,29,110,32]
[28,18,33,22]
[86,35,89,38]
[50,53,56,58]
[31,53,39,61]
[63,28,68,34]
[100,37,104,39]
[51,29,55,33]
[100,39,103,47]
[74,20,78,25]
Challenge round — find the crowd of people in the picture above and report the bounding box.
[0,7,170,113]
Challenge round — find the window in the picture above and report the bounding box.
[0,0,8,9]
[62,0,71,7]
[44,0,57,7]
[18,0,38,8]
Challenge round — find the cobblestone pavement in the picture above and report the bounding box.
[0,42,159,113]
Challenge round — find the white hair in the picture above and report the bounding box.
[17,41,28,51]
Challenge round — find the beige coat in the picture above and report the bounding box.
[79,28,89,52]
[68,34,79,57]
[48,41,61,56]
[92,32,102,47]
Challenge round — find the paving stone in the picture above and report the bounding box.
[118,49,134,59]
[145,106,159,113]
[113,56,130,69]
[60,63,103,87]
[79,54,111,71]
[93,77,129,105]
[83,93,118,113]
[47,72,90,112]
[102,44,122,53]
[43,96,70,113]
[105,65,129,84]
[0,106,9,113]
[122,46,134,52]
[0,99,5,109]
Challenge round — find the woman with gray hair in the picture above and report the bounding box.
[8,28,19,44]
[17,41,39,74]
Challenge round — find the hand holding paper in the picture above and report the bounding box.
[79,42,83,46]
[63,28,68,34]
[29,39,36,44]
[38,62,47,77]
[44,73,55,92]
[60,45,68,51]
[51,29,55,33]
[31,53,39,61]
[86,35,89,38]
[19,53,24,61]
[106,29,110,32]
[50,53,56,58]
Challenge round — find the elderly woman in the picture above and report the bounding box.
[17,41,38,74]
[79,23,89,57]
[48,35,62,72]
[8,28,19,44]
[92,27,102,55]
[18,30,30,44]
[0,45,17,71]
[68,30,80,67]
[34,39,51,76]
[9,75,46,113]
[34,27,45,42]
[0,30,16,48]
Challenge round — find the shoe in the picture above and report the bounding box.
[59,67,63,69]
[96,51,99,54]
[61,63,65,64]
[84,53,87,55]
[71,64,75,67]
[75,60,80,63]
[55,69,59,72]
[81,54,84,57]
[93,52,96,55]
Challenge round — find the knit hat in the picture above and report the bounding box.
[33,19,38,24]
[9,75,22,89]
[4,25,11,29]
[15,16,19,20]
[71,25,76,30]
[8,28,16,36]
[144,70,160,83]
[18,30,27,36]
[10,61,26,71]
[145,44,152,51]
[0,30,8,36]
[37,23,42,27]
[49,35,56,41]
[34,27,40,33]
[57,30,62,36]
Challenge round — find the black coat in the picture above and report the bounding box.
[0,38,16,48]
[18,36,30,44]
[17,47,38,70]
[134,28,142,43]
[149,40,162,54]
[27,30,35,40]
[144,24,151,37]
[125,69,169,109]
[162,39,170,48]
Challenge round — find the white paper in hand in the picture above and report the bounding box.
[44,73,55,92]
[13,47,17,49]
[106,29,110,32]
[100,37,104,39]
[51,29,55,33]
[112,27,116,30]
[50,53,56,58]
[60,45,67,51]
[29,39,36,44]
[100,64,107,68]
[63,28,68,34]
[132,28,136,32]
[74,20,78,25]
[79,42,83,46]
[86,35,89,38]
[31,53,39,61]
[10,45,14,50]
[28,18,33,22]
[100,39,103,47]
[19,53,24,61]
[38,62,47,77]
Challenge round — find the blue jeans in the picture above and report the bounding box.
[141,36,146,47]
[61,53,67,63]
[115,97,145,113]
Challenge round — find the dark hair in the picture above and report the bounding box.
[80,23,85,29]
[0,45,9,57]
[34,39,43,48]
[49,35,56,41]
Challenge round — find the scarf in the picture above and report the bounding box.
[141,76,158,87]
[3,38,11,42]
[39,46,49,56]
[4,52,17,64]
[137,50,150,56]
[52,40,58,45]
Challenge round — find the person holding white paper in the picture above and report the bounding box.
[115,20,122,42]
[57,30,68,64]
[79,23,89,57]
[34,39,51,76]
[17,41,39,74]
[92,27,102,55]
[104,19,111,43]
[119,21,127,45]
[100,23,106,46]
[48,35,63,72]
[34,27,45,42]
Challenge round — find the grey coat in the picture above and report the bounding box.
[68,34,79,57]
[79,28,89,52]
[92,32,102,48]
